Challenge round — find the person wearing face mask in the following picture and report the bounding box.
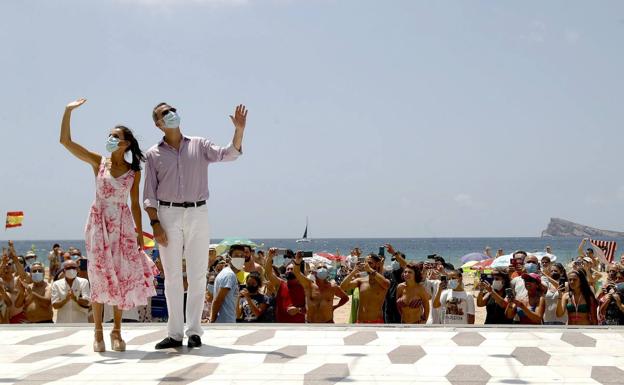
[541,263,568,325]
[264,248,306,323]
[60,98,157,352]
[293,252,349,323]
[51,261,91,323]
[144,102,246,349]
[236,272,269,322]
[340,253,390,323]
[433,269,475,325]
[509,253,549,304]
[22,262,53,323]
[211,248,242,323]
[476,268,512,324]
[23,251,37,274]
[505,273,546,324]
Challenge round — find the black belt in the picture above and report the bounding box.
[159,200,206,208]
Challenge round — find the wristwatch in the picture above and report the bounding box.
[150,219,160,226]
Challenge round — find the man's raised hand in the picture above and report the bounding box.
[229,104,248,131]
[66,98,86,111]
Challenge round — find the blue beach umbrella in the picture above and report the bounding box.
[460,252,490,264]
[490,254,514,269]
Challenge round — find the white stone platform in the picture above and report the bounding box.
[1,324,624,384]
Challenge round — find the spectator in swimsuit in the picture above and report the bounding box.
[395,262,430,324]
[557,269,598,325]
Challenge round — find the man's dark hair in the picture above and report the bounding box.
[243,245,253,253]
[369,254,382,262]
[246,271,262,286]
[229,244,245,256]
[257,250,264,255]
[285,249,295,259]
[53,243,60,249]
[433,255,446,264]
[152,102,168,122]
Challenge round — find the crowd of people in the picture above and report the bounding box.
[3,239,624,326]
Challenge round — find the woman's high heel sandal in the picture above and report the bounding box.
[94,329,105,352]
[110,329,126,352]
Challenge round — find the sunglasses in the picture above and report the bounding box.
[161,107,177,117]
[31,270,44,273]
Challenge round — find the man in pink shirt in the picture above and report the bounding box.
[144,102,247,349]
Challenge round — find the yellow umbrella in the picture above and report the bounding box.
[461,260,479,270]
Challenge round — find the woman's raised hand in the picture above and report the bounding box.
[66,98,87,111]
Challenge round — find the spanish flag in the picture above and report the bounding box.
[135,229,156,250]
[142,231,155,250]
[5,211,24,229]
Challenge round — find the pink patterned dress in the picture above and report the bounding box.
[85,158,156,310]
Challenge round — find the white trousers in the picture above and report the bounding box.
[158,205,210,340]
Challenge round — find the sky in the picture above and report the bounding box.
[1,0,624,240]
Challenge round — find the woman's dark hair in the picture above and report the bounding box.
[117,125,145,172]
[553,263,568,282]
[569,269,597,308]
[404,262,423,283]
[492,267,511,291]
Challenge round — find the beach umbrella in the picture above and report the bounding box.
[314,252,345,262]
[305,254,333,267]
[217,237,263,251]
[210,243,228,256]
[460,252,490,264]
[471,258,494,271]
[461,260,479,272]
[529,251,558,262]
[490,253,514,269]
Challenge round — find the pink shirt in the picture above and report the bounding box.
[143,136,241,208]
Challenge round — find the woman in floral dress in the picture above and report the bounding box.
[60,98,156,352]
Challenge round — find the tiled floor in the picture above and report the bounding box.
[1,324,624,384]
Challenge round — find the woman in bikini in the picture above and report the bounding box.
[395,262,430,324]
[60,98,156,352]
[556,269,598,325]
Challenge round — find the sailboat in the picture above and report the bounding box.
[296,217,311,243]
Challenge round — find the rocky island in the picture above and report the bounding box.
[541,218,624,238]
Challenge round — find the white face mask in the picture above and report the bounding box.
[31,272,44,282]
[448,279,459,290]
[65,269,77,279]
[231,257,244,270]
[163,111,181,129]
[492,280,503,291]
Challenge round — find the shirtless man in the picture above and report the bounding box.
[293,251,348,323]
[1,243,29,323]
[243,246,264,274]
[23,262,53,323]
[340,253,390,323]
